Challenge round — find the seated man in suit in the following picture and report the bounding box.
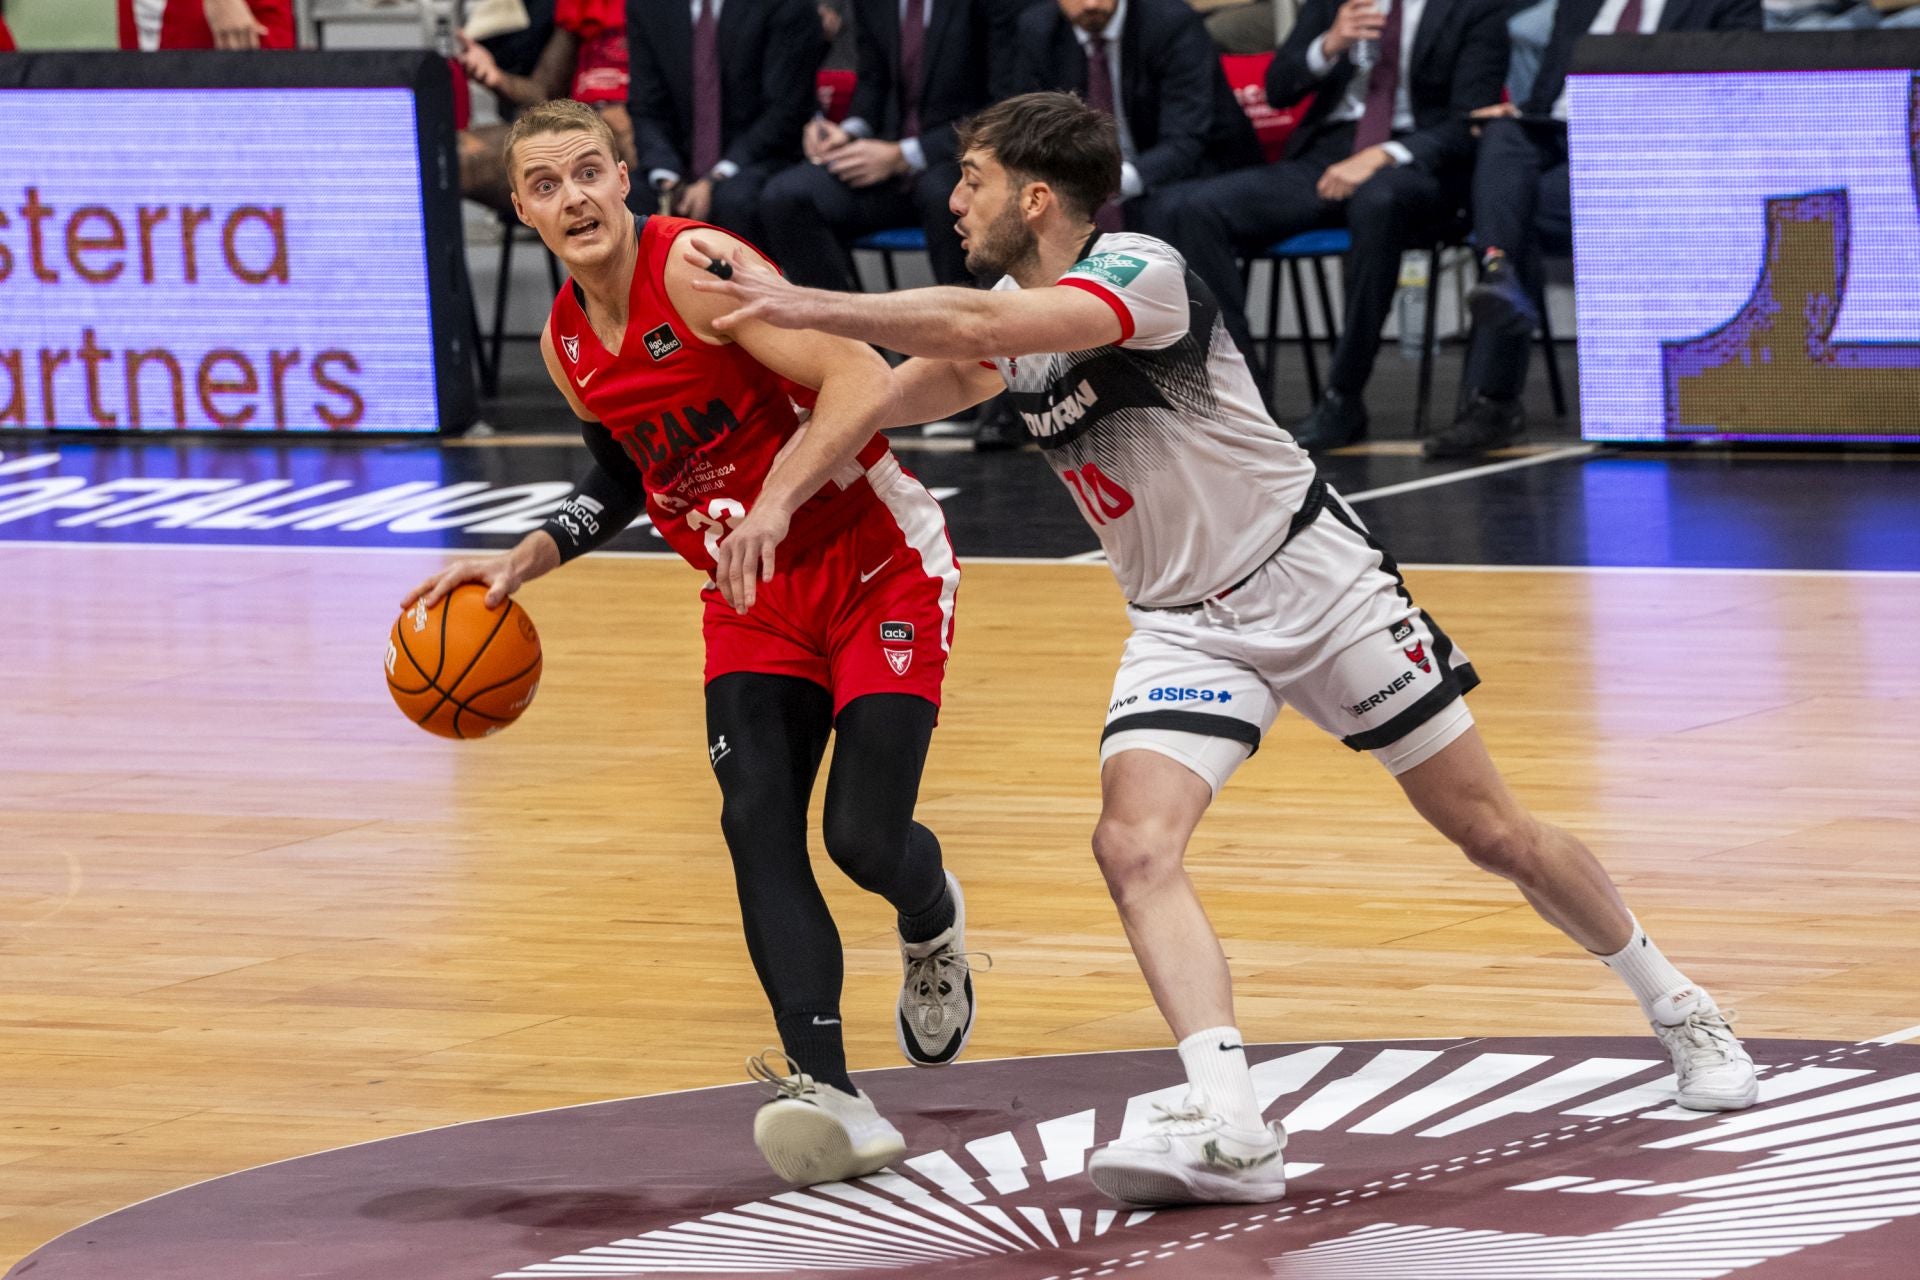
[760,0,1017,289]
[627,0,826,242]
[1006,0,1265,231]
[1146,0,1508,450]
[1426,0,1762,458]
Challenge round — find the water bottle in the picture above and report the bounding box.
[1396,250,1428,359]
[1352,38,1378,74]
[420,0,460,57]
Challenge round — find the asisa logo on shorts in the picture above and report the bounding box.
[1147,687,1233,703]
[643,324,683,361]
[880,621,915,643]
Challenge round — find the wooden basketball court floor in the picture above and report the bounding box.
[4,461,1920,1266]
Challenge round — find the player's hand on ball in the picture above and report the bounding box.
[684,236,812,334]
[713,504,792,613]
[404,554,525,612]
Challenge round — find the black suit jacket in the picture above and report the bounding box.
[1522,0,1763,115]
[1266,0,1509,175]
[846,0,1022,169]
[1008,0,1263,191]
[626,0,826,178]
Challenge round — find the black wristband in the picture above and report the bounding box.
[541,421,648,562]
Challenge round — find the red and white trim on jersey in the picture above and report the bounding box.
[1059,277,1136,343]
[867,454,960,654]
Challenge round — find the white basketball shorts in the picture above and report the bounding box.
[1098,490,1479,794]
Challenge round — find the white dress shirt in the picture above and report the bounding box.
[1072,0,1146,199]
[1306,0,1426,167]
[1550,0,1667,119]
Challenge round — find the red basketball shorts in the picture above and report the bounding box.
[702,456,958,714]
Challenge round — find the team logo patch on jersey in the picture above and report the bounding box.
[560,334,581,364]
[643,324,683,362]
[1404,641,1433,674]
[880,621,915,643]
[1391,619,1415,643]
[1071,252,1149,290]
[884,648,913,675]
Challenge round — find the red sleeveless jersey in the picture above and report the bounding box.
[547,216,890,574]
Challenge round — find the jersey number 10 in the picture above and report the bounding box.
[1063,463,1136,526]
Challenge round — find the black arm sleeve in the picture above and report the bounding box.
[540,421,650,562]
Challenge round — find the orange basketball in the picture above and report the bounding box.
[385,584,542,739]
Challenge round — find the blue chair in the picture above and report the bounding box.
[1250,229,1352,408]
[1254,229,1570,437]
[1253,230,1464,435]
[853,227,928,291]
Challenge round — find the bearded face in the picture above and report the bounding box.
[964,191,1041,280]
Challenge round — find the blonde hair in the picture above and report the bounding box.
[503,99,621,191]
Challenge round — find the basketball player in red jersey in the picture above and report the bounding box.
[403,100,976,1187]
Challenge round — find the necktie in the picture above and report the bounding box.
[1084,36,1123,230]
[1614,0,1645,33]
[900,0,926,139]
[1352,0,1404,154]
[691,0,722,177]
[1084,34,1114,115]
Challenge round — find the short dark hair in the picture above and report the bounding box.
[955,92,1121,221]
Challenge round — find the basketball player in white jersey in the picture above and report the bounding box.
[688,91,1759,1209]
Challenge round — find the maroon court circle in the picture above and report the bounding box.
[10,1036,1920,1279]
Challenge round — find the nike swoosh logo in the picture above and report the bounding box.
[1219,1043,1243,1052]
[858,557,893,583]
[577,368,597,387]
[811,1016,840,1027]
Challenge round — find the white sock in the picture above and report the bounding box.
[1177,1027,1265,1132]
[1598,917,1702,1024]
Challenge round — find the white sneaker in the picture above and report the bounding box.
[897,872,986,1067]
[1088,1090,1288,1208]
[1653,989,1759,1112]
[747,1053,906,1186]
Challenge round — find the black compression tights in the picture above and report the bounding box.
[706,673,946,1089]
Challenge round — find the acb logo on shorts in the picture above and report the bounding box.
[880,621,915,643]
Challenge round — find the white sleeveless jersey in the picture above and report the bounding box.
[984,233,1317,608]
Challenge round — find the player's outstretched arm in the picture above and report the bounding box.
[403,327,638,610]
[682,236,1123,362]
[666,229,899,612]
[883,358,1007,431]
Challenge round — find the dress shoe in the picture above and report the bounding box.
[1424,394,1526,459]
[1291,389,1369,453]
